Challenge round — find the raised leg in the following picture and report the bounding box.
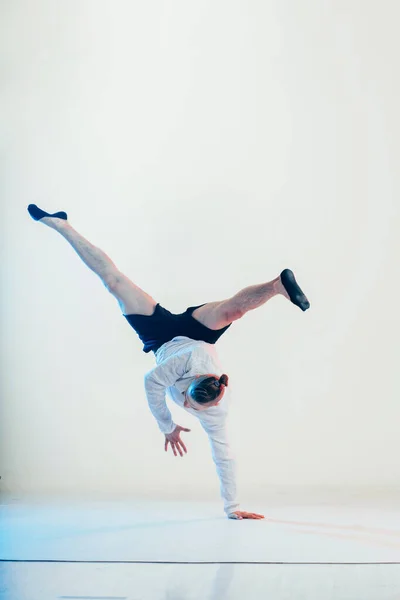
[192,276,290,330]
[35,215,157,316]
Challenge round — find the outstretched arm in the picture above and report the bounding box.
[200,421,240,516]
[200,421,264,520]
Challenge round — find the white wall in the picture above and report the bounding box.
[1,0,399,502]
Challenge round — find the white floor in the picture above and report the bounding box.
[2,562,400,600]
[1,496,400,599]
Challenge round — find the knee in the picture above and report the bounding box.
[103,273,120,292]
[224,305,244,323]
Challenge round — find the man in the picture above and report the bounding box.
[27,204,310,520]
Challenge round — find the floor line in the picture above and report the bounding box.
[1,560,400,565]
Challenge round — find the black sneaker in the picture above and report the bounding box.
[280,269,310,311]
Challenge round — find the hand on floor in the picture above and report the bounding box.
[228,511,265,520]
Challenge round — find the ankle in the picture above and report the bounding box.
[41,217,68,230]
[274,277,289,298]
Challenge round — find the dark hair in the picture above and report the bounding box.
[188,374,229,404]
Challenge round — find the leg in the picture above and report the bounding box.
[192,276,289,330]
[38,216,157,316]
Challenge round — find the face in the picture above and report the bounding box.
[182,374,226,412]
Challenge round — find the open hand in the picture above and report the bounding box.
[165,425,191,457]
[229,511,265,520]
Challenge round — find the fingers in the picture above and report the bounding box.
[166,440,187,457]
[171,442,184,457]
[165,438,177,457]
[175,442,183,457]
[171,443,178,457]
[179,439,188,454]
[229,511,265,520]
[242,512,265,519]
[165,436,188,457]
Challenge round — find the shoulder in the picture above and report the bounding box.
[146,348,192,377]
